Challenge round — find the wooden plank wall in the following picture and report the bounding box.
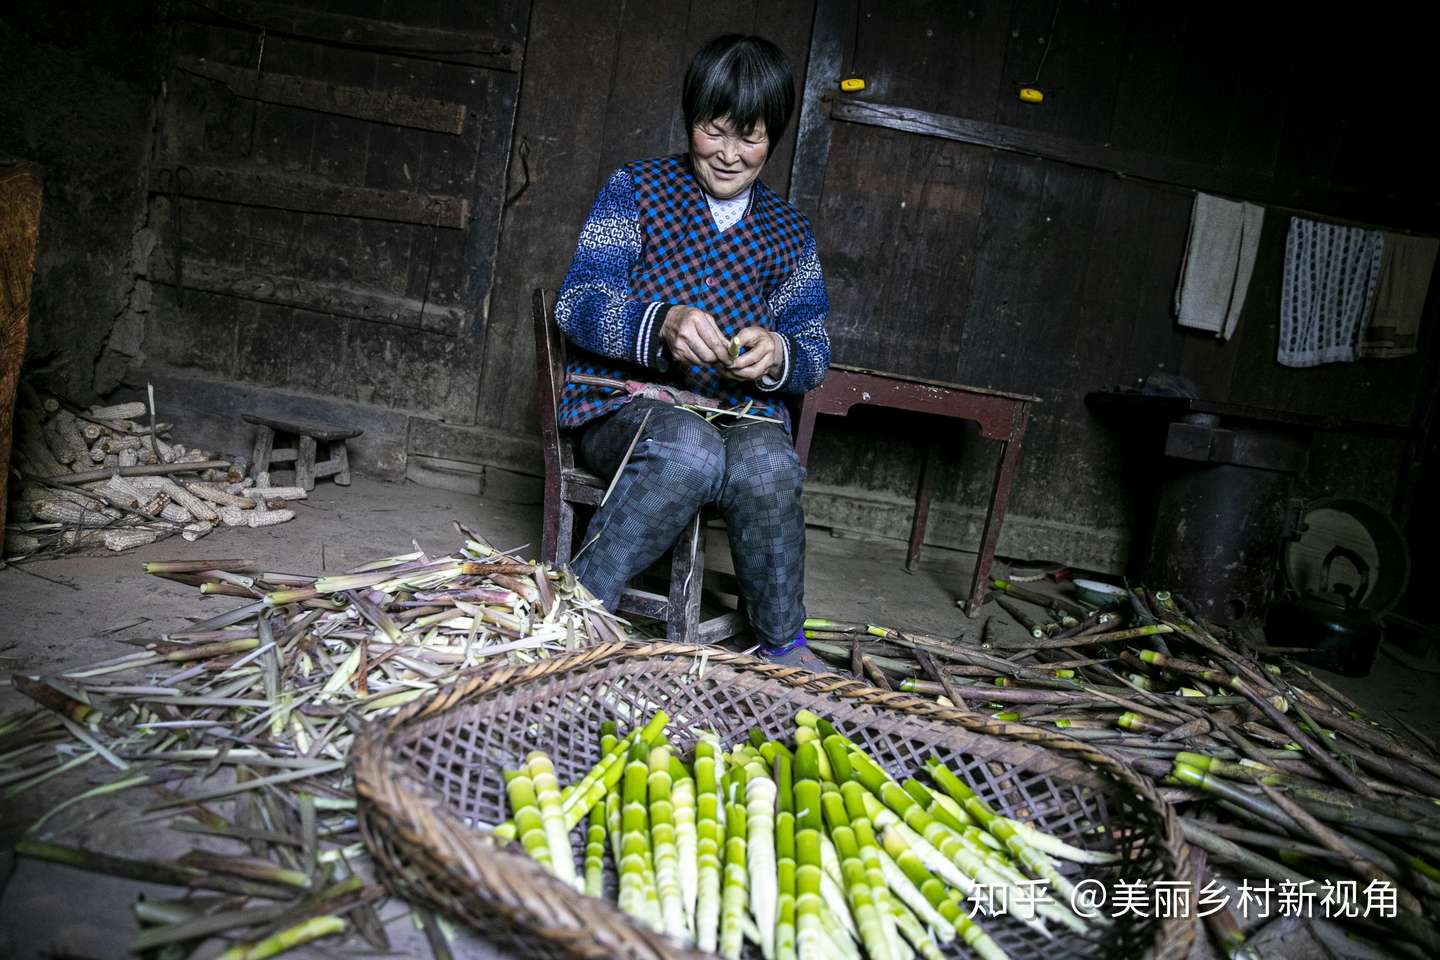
[469,0,816,446]
[798,0,1438,569]
[143,0,525,428]
[135,0,1438,573]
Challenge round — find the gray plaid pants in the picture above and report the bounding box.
[569,399,806,646]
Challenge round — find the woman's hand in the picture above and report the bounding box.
[661,306,731,366]
[726,327,784,381]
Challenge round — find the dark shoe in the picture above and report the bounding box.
[757,631,829,672]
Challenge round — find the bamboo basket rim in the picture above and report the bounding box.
[354,641,1197,960]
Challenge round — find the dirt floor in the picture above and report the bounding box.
[1,476,1436,958]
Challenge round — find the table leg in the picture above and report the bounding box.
[793,395,820,469]
[906,443,933,572]
[965,420,1028,617]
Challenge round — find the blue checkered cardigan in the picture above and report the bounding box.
[555,155,830,430]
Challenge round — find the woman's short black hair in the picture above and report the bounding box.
[683,34,795,144]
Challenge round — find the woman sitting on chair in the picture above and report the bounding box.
[554,33,830,661]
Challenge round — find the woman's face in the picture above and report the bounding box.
[689,117,769,200]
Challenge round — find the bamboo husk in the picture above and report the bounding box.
[1,530,640,956]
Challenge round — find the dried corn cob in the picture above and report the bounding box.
[246,487,307,502]
[154,479,219,522]
[103,528,159,552]
[218,506,250,527]
[185,481,254,509]
[159,503,193,524]
[88,401,148,420]
[247,509,294,528]
[182,521,214,542]
[32,500,118,525]
[4,532,46,555]
[82,481,138,511]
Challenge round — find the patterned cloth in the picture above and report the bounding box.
[704,184,752,233]
[555,155,830,430]
[570,399,807,646]
[1280,218,1384,367]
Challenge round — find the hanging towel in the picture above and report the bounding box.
[1279,218,1384,367]
[1174,193,1266,340]
[1357,233,1437,359]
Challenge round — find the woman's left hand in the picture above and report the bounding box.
[725,327,784,381]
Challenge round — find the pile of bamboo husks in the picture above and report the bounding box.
[5,387,299,558]
[805,582,1440,956]
[3,527,627,958]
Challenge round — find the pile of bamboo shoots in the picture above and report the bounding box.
[804,581,1440,956]
[495,709,1117,960]
[2,527,628,958]
[5,386,291,559]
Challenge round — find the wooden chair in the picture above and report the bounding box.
[533,288,745,644]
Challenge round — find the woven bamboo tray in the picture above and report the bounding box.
[354,642,1195,960]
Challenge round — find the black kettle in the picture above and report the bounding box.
[1269,546,1384,677]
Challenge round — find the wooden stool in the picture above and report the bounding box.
[243,414,362,490]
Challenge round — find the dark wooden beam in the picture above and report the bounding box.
[830,99,1440,234]
[154,165,469,229]
[788,0,854,215]
[151,258,468,335]
[178,0,522,73]
[176,56,467,134]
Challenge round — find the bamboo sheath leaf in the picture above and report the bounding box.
[719,764,750,960]
[584,805,607,903]
[619,740,660,930]
[821,789,895,960]
[214,915,345,960]
[774,752,798,960]
[647,743,687,939]
[12,675,102,726]
[695,733,726,951]
[672,759,699,934]
[793,744,827,960]
[744,758,778,960]
[503,770,553,871]
[528,751,579,889]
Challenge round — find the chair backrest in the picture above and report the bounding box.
[533,288,566,425]
[533,288,571,508]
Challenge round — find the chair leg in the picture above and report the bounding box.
[332,441,351,485]
[296,435,317,491]
[548,498,576,567]
[666,514,703,644]
[249,426,274,481]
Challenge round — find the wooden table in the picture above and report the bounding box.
[794,364,1038,616]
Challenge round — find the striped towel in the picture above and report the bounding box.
[1279,218,1384,367]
